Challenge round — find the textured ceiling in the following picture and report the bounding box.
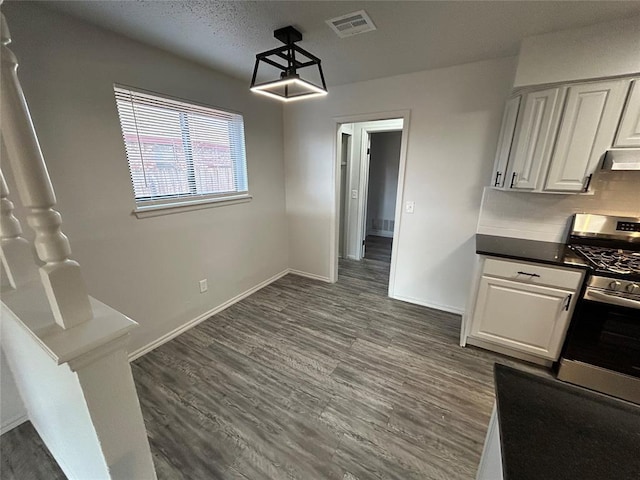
[41,1,640,86]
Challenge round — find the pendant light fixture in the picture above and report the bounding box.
[250,26,327,102]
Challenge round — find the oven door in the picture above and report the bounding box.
[558,295,640,403]
[562,298,640,378]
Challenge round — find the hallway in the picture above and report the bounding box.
[363,235,393,263]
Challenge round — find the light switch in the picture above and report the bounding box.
[405,201,415,214]
[351,190,358,199]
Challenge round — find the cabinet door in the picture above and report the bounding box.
[491,96,521,188]
[545,79,629,192]
[470,276,574,360]
[615,79,640,147]
[508,87,564,190]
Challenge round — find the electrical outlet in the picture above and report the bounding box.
[351,189,358,199]
[199,279,208,293]
[405,201,415,214]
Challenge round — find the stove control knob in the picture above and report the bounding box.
[626,283,639,294]
[608,281,621,291]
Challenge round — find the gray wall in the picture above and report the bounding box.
[366,131,402,237]
[284,56,517,313]
[3,3,288,353]
[0,351,25,434]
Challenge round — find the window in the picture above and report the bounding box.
[114,86,249,216]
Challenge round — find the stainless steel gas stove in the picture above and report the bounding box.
[571,244,640,308]
[558,214,640,404]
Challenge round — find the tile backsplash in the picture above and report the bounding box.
[477,170,640,242]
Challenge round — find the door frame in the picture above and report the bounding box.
[329,110,411,298]
[357,121,404,260]
[337,125,353,259]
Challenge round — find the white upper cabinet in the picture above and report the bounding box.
[508,87,565,190]
[491,96,521,188]
[614,78,640,147]
[490,75,638,194]
[544,79,629,192]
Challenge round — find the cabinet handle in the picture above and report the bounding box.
[510,172,517,188]
[517,271,540,278]
[494,171,502,187]
[564,294,573,311]
[583,174,593,192]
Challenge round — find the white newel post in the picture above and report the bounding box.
[0,166,35,289]
[1,306,158,480]
[0,12,92,329]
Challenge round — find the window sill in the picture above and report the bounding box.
[133,194,253,219]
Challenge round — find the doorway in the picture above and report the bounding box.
[333,114,409,294]
[363,131,402,262]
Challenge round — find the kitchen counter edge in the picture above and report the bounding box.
[476,234,589,270]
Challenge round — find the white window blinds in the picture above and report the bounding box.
[114,86,248,205]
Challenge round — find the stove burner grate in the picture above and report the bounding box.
[569,245,640,276]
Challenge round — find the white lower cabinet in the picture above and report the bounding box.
[471,276,574,359]
[466,257,583,361]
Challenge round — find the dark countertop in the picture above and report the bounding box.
[476,234,589,269]
[494,364,640,480]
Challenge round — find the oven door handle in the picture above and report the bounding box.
[584,289,640,310]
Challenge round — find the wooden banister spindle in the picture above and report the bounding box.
[0,166,35,289]
[0,169,21,239]
[0,12,92,328]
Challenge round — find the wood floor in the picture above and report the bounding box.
[1,258,523,480]
[364,235,392,262]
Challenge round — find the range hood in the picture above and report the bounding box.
[602,149,640,170]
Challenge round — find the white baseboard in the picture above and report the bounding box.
[288,269,332,283]
[390,293,465,316]
[1,413,28,436]
[128,269,290,361]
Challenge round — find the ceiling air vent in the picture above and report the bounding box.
[326,10,376,38]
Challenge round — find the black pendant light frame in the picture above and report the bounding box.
[250,26,327,101]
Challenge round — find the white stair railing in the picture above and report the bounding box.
[0,166,35,289]
[0,11,92,329]
[0,6,156,478]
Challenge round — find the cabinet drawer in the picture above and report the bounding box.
[482,257,583,290]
